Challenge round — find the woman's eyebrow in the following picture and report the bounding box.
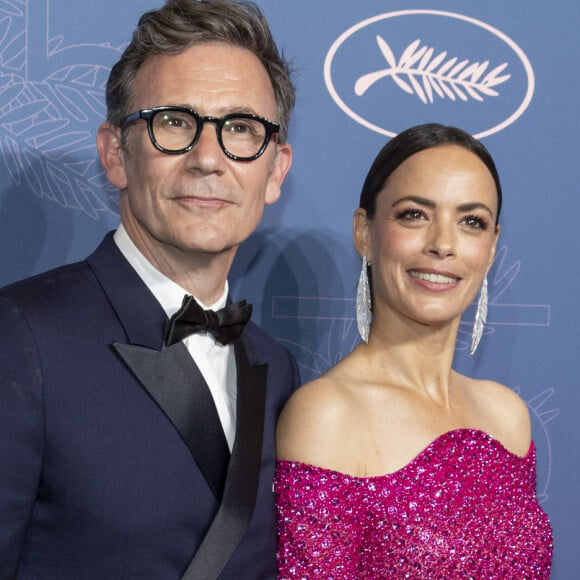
[457,202,494,217]
[391,195,435,208]
[392,196,494,218]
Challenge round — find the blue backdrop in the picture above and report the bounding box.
[0,1,577,576]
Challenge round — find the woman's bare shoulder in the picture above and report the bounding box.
[276,370,354,463]
[467,376,532,456]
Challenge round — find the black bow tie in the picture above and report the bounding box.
[164,295,252,347]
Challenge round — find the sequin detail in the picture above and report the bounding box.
[275,429,553,578]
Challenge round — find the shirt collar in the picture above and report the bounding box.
[113,223,228,319]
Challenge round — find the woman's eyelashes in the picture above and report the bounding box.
[394,207,427,221]
[393,207,490,231]
[461,214,490,230]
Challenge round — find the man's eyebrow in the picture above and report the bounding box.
[172,103,261,116]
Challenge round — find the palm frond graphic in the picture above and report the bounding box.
[355,37,511,104]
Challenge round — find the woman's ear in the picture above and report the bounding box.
[353,208,371,259]
[487,223,501,272]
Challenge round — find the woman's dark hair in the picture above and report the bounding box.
[359,123,502,225]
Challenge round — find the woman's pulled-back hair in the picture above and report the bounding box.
[359,123,503,224]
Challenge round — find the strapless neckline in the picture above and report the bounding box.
[277,428,534,479]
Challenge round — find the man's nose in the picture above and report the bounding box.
[185,121,226,170]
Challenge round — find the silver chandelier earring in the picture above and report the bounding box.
[356,256,372,343]
[470,275,488,355]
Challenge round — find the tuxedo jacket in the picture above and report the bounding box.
[0,233,300,580]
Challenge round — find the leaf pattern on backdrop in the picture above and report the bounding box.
[0,1,119,220]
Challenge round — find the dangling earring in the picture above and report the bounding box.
[356,256,372,343]
[470,275,488,355]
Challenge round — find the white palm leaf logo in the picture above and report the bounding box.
[355,36,511,104]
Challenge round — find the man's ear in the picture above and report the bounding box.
[353,208,371,259]
[96,123,128,191]
[265,142,292,205]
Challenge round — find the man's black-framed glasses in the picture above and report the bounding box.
[121,106,280,161]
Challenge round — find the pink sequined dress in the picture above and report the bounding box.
[275,429,552,578]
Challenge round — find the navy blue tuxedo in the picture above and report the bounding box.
[0,233,299,579]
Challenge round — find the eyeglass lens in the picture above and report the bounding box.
[151,110,269,158]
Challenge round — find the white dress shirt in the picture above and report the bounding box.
[114,225,237,450]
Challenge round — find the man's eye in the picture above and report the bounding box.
[224,119,262,138]
[227,122,250,133]
[166,118,185,127]
[158,115,192,130]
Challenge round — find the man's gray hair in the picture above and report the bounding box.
[106,0,295,142]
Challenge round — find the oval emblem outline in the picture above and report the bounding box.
[323,9,535,138]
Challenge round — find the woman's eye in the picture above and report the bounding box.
[462,215,487,229]
[396,209,425,220]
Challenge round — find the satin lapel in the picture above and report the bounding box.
[180,339,268,580]
[87,233,167,351]
[112,341,230,501]
[90,235,230,499]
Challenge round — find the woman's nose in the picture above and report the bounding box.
[426,222,456,258]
